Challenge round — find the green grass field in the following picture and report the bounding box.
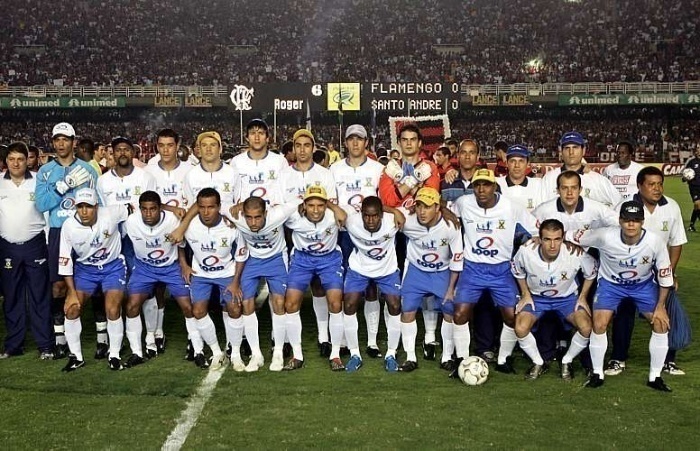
[1,178,699,450]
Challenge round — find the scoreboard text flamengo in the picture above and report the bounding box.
[365,82,461,112]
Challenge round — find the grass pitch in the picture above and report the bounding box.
[0,178,698,450]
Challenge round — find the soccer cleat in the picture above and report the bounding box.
[209,353,227,371]
[384,355,399,372]
[146,347,158,359]
[662,362,685,376]
[282,358,304,371]
[94,342,109,360]
[231,357,246,372]
[479,351,496,363]
[62,355,85,372]
[340,346,351,357]
[399,360,418,372]
[246,355,265,373]
[422,341,438,361]
[366,346,383,358]
[125,354,146,368]
[495,357,516,374]
[448,358,463,379]
[108,357,124,371]
[53,343,69,360]
[184,340,195,361]
[155,336,166,354]
[194,353,210,369]
[330,357,346,372]
[525,363,548,380]
[345,355,363,373]
[688,224,696,233]
[318,342,332,358]
[241,338,252,358]
[0,352,16,359]
[440,360,456,372]
[560,362,574,381]
[603,360,626,376]
[647,377,672,392]
[269,354,284,372]
[283,342,293,359]
[39,351,54,360]
[584,373,604,388]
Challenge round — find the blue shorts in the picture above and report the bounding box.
[128,261,190,298]
[287,250,344,292]
[455,261,518,308]
[190,275,233,306]
[401,264,452,313]
[241,253,288,300]
[74,257,127,295]
[520,293,580,321]
[593,278,658,315]
[122,236,135,276]
[344,267,401,297]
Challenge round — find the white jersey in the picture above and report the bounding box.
[58,205,128,275]
[511,244,598,298]
[541,167,622,206]
[496,176,543,212]
[185,215,248,279]
[182,163,238,211]
[281,163,337,203]
[145,161,191,208]
[452,194,538,264]
[402,213,463,273]
[567,227,673,287]
[345,211,399,277]
[124,210,182,267]
[97,167,157,209]
[532,197,618,232]
[330,157,384,214]
[229,151,286,204]
[285,209,339,255]
[616,194,687,247]
[602,161,644,200]
[0,172,46,243]
[230,202,298,259]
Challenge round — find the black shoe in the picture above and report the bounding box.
[340,346,351,357]
[560,362,574,381]
[184,340,195,361]
[495,357,516,374]
[479,351,496,363]
[525,363,548,380]
[241,337,252,358]
[647,377,672,392]
[283,342,293,359]
[54,343,69,360]
[94,342,109,360]
[155,336,166,354]
[318,342,331,358]
[422,341,437,361]
[225,343,232,359]
[399,360,418,372]
[125,354,146,368]
[365,346,382,358]
[688,224,696,233]
[194,353,210,369]
[62,355,85,372]
[282,358,304,371]
[108,357,124,371]
[146,348,157,359]
[448,358,463,379]
[585,373,604,388]
[440,359,456,372]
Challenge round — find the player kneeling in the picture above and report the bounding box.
[511,219,596,380]
[123,191,203,368]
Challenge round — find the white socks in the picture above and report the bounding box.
[125,316,143,356]
[364,300,381,348]
[272,313,286,354]
[64,317,83,361]
[440,321,454,362]
[386,313,401,358]
[497,325,518,365]
[185,317,204,354]
[329,312,344,359]
[226,316,244,360]
[343,312,360,356]
[401,320,418,362]
[156,307,165,338]
[649,331,668,381]
[421,296,438,344]
[453,322,470,359]
[243,313,262,358]
[561,332,589,365]
[589,331,608,379]
[517,332,544,366]
[287,311,303,361]
[312,296,329,343]
[196,314,221,355]
[107,318,123,359]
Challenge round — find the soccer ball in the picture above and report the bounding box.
[457,356,489,386]
[682,168,695,181]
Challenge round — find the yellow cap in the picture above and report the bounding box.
[293,129,315,145]
[196,131,222,149]
[304,185,328,201]
[471,168,496,184]
[415,187,440,206]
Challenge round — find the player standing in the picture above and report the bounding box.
[601,139,644,201]
[683,145,700,232]
[496,145,542,212]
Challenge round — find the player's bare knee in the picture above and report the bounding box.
[65,304,81,320]
[514,319,530,338]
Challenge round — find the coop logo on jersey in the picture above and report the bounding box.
[417,252,444,270]
[87,248,109,264]
[475,221,493,234]
[230,85,254,111]
[612,270,639,285]
[472,237,498,257]
[367,248,386,261]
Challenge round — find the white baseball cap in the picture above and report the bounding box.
[52,122,76,138]
[74,188,98,206]
[345,124,368,139]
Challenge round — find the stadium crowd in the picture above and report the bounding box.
[1,0,698,85]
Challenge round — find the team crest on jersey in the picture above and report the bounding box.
[90,236,101,247]
[364,178,373,187]
[618,258,636,268]
[346,180,361,191]
[146,238,161,248]
[201,241,216,252]
[220,238,229,247]
[223,183,231,192]
[29,192,36,201]
[584,188,591,197]
[662,221,669,232]
[583,223,591,230]
[440,238,449,246]
[249,172,264,184]
[116,190,131,202]
[641,256,650,265]
[4,258,12,269]
[527,199,533,209]
[163,184,179,196]
[539,276,556,287]
[135,187,142,196]
[420,240,437,251]
[269,170,277,180]
[324,228,333,236]
[476,221,493,234]
[383,234,392,241]
[102,230,112,239]
[497,220,506,230]
[560,272,569,280]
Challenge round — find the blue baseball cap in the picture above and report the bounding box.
[506,144,529,159]
[559,131,585,147]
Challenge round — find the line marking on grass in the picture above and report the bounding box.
[162,368,225,451]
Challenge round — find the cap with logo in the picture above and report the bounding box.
[304,185,328,201]
[619,200,644,221]
[345,124,368,140]
[415,187,441,206]
[74,188,98,206]
[506,144,529,159]
[196,131,222,149]
[559,131,585,147]
[293,129,315,145]
[471,168,496,184]
[52,122,76,139]
[111,136,134,148]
